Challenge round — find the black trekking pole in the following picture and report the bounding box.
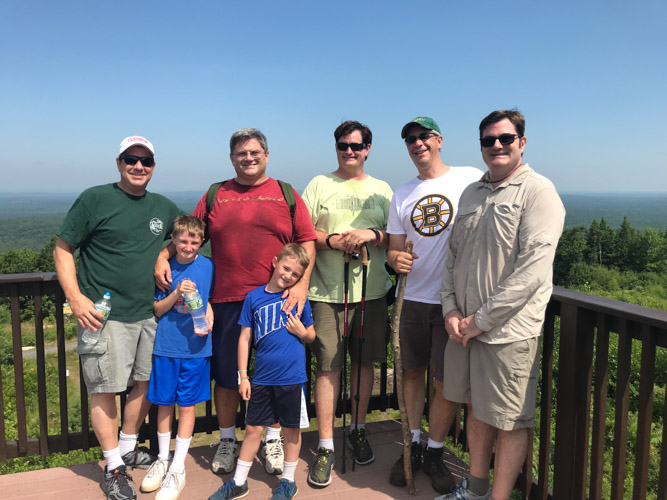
[352,244,369,471]
[340,251,351,474]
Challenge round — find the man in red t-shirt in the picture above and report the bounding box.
[155,128,316,477]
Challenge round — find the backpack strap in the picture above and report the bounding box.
[203,179,297,241]
[277,180,297,241]
[203,180,226,241]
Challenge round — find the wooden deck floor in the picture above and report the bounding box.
[0,421,468,500]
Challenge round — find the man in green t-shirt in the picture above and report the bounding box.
[54,136,181,500]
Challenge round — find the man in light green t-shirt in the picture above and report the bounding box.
[54,136,181,500]
[302,120,392,488]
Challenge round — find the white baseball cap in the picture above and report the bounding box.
[119,136,155,156]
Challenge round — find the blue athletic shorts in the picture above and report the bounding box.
[245,383,309,429]
[211,301,243,390]
[147,355,211,406]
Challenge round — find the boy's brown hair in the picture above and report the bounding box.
[171,215,206,240]
[276,243,310,270]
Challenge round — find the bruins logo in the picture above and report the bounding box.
[410,194,453,237]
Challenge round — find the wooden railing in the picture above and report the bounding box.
[1,274,666,499]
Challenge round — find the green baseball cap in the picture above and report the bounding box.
[401,116,442,138]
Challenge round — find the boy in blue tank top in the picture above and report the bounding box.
[143,215,214,500]
[208,243,315,500]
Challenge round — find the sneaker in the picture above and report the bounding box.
[389,441,423,487]
[140,458,169,492]
[102,465,137,500]
[208,479,249,500]
[211,438,240,474]
[121,445,157,470]
[307,447,335,487]
[261,438,284,475]
[423,446,457,494]
[156,469,186,500]
[347,428,374,465]
[434,478,492,500]
[271,478,298,500]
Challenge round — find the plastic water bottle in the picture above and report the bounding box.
[81,292,111,344]
[183,289,209,334]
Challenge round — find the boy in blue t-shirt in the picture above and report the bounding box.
[143,215,214,500]
[209,243,315,500]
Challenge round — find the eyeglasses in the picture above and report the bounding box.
[480,134,521,148]
[233,150,264,160]
[404,132,437,145]
[120,155,155,167]
[336,142,366,152]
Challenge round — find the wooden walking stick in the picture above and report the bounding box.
[390,240,417,495]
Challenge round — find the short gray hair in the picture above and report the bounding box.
[229,128,268,154]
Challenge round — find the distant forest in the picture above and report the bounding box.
[1,192,666,253]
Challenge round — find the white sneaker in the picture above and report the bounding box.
[140,458,169,492]
[155,469,186,500]
[211,438,240,474]
[261,438,284,475]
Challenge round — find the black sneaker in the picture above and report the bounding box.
[389,441,423,487]
[121,445,157,470]
[102,465,137,500]
[347,428,374,464]
[307,447,335,487]
[423,446,456,494]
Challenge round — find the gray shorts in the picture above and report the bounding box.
[310,297,388,371]
[77,317,157,394]
[398,300,447,381]
[443,336,541,431]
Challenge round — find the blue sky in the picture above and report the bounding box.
[1,0,665,194]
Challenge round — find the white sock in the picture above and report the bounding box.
[104,447,125,471]
[118,431,138,457]
[318,438,334,451]
[158,431,171,461]
[219,426,236,441]
[233,459,252,485]
[411,429,421,443]
[169,435,191,474]
[282,460,298,482]
[266,426,282,441]
[427,438,443,449]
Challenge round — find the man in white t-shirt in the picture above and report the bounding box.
[386,117,483,494]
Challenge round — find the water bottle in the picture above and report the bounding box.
[81,292,111,344]
[183,289,209,334]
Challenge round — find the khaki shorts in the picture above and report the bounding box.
[77,317,157,394]
[443,336,541,431]
[310,297,388,371]
[398,300,447,381]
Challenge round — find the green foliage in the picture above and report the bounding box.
[0,448,102,475]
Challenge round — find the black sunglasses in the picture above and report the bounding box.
[336,142,366,152]
[479,134,521,148]
[404,132,437,145]
[120,155,155,167]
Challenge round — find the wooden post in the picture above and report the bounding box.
[390,241,416,495]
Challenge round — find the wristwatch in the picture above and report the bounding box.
[237,370,249,385]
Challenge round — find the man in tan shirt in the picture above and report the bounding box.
[439,110,565,500]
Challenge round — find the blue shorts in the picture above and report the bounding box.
[211,301,243,390]
[147,355,211,407]
[245,384,309,429]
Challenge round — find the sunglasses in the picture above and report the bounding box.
[479,134,521,148]
[120,155,155,167]
[336,142,366,152]
[404,132,437,145]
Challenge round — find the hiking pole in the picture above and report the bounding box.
[352,244,369,472]
[341,251,351,474]
[390,241,417,495]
